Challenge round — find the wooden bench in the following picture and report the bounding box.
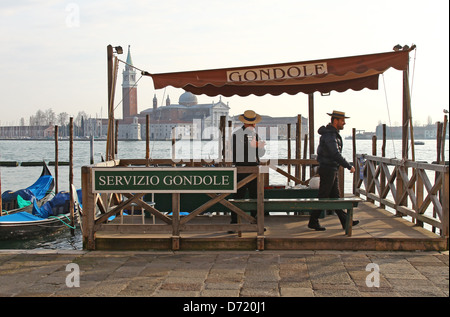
[228,197,363,236]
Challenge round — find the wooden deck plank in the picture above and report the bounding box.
[94,201,446,251]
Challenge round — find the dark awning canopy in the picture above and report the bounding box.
[144,49,411,97]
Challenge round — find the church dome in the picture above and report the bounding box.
[178,91,198,106]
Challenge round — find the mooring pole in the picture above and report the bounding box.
[69,117,75,236]
[54,125,59,193]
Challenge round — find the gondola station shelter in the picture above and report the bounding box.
[143,47,415,158]
[82,46,419,251]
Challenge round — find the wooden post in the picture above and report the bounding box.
[295,115,302,183]
[115,119,119,156]
[54,125,59,194]
[171,127,176,166]
[287,123,291,186]
[228,120,233,168]
[308,94,314,157]
[257,166,265,250]
[442,170,449,245]
[433,122,443,232]
[219,116,226,164]
[69,117,75,235]
[106,45,113,160]
[0,164,2,213]
[172,193,180,250]
[402,69,410,160]
[397,68,411,214]
[442,115,448,163]
[302,134,308,182]
[339,166,344,198]
[146,114,150,166]
[106,48,118,161]
[352,128,356,195]
[308,94,315,180]
[380,124,387,209]
[90,134,94,164]
[81,166,95,250]
[367,135,377,203]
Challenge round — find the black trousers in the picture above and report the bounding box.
[309,166,348,226]
[230,173,257,223]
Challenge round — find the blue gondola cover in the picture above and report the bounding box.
[33,191,70,218]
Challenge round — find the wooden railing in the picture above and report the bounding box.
[354,154,449,240]
[80,158,320,251]
[81,159,264,250]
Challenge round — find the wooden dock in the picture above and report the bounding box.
[94,201,446,251]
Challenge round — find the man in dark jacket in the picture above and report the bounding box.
[308,110,359,231]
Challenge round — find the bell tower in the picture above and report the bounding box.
[122,45,138,119]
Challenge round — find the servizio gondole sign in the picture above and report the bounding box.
[92,167,237,193]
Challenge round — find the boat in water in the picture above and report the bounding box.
[1,161,55,216]
[0,188,81,240]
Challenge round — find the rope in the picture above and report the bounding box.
[113,73,144,112]
[117,58,150,74]
[382,73,397,158]
[48,214,76,229]
[410,47,417,102]
[115,58,165,160]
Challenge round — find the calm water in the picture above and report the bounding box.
[0,138,448,250]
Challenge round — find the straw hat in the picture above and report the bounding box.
[238,110,262,124]
[327,110,350,119]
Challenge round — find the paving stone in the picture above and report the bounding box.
[0,250,447,298]
[280,287,314,297]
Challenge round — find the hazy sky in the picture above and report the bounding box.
[1,0,448,135]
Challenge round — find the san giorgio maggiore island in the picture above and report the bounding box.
[0,46,308,141]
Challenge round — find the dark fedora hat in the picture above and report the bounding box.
[327,110,350,119]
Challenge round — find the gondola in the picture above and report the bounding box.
[0,188,81,240]
[1,161,55,216]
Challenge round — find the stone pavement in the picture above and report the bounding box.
[0,249,448,298]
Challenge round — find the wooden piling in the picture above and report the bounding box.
[90,134,94,165]
[69,117,75,235]
[441,115,448,163]
[172,193,180,250]
[302,133,308,182]
[115,120,119,156]
[81,166,95,250]
[146,114,150,166]
[295,115,302,183]
[352,128,356,195]
[54,125,59,193]
[220,116,226,163]
[380,124,386,209]
[308,94,314,158]
[287,123,291,186]
[0,164,2,212]
[171,127,176,166]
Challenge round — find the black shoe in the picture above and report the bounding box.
[342,220,360,230]
[308,222,326,231]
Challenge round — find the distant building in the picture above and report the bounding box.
[118,117,141,140]
[139,92,230,140]
[117,45,230,140]
[0,46,310,141]
[375,123,450,140]
[121,45,138,122]
[232,115,308,140]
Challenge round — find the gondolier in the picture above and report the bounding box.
[308,110,359,231]
[230,110,266,226]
